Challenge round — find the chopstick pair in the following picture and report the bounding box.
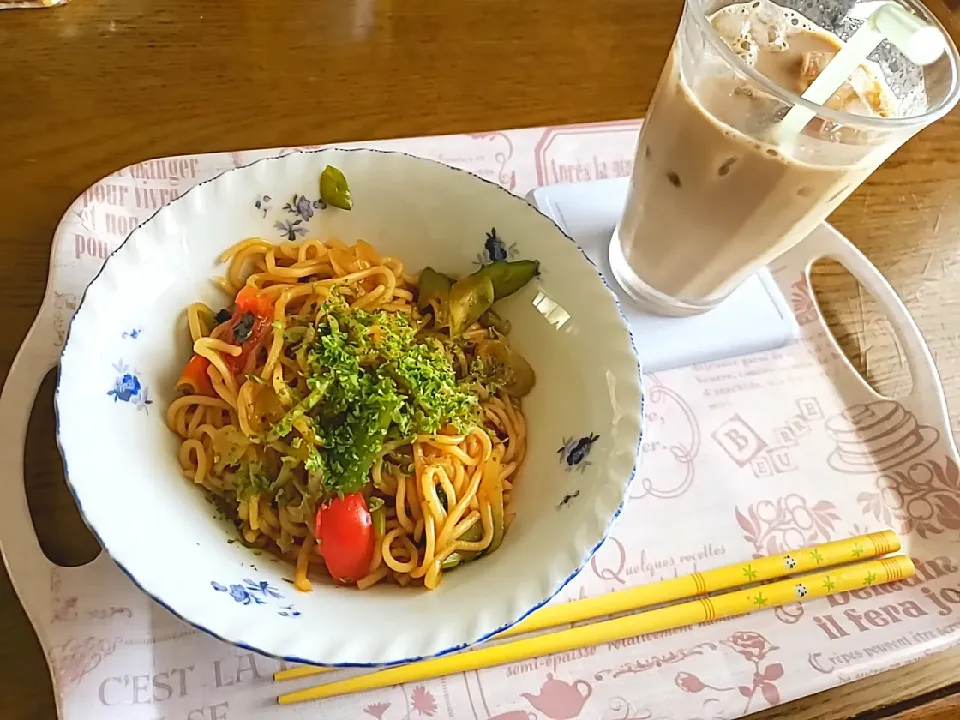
[275,530,911,704]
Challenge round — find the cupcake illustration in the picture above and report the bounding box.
[825,400,939,474]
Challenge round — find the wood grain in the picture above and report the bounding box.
[750,649,960,719]
[1,1,959,719]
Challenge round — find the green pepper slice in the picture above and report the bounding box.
[319,165,353,210]
[448,273,495,337]
[416,267,454,321]
[476,260,539,300]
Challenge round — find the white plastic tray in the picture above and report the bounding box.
[2,124,958,720]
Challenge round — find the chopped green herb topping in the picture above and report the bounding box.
[287,296,480,496]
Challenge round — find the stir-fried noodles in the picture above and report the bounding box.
[168,235,537,591]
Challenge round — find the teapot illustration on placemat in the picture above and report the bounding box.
[520,673,593,719]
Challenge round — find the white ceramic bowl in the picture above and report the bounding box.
[55,148,644,666]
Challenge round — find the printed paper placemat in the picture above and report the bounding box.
[3,121,959,720]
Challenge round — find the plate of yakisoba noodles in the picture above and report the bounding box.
[56,149,643,666]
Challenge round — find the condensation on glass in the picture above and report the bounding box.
[608,0,960,317]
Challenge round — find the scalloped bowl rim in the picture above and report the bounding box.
[54,147,646,667]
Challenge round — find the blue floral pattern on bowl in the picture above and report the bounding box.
[476,227,519,265]
[211,579,301,618]
[283,194,326,220]
[558,434,599,473]
[254,194,272,217]
[107,361,153,412]
[274,218,307,241]
[259,190,332,240]
[557,489,581,510]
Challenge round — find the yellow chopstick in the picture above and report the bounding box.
[279,554,914,704]
[274,530,899,682]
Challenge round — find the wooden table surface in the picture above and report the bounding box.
[2,1,960,718]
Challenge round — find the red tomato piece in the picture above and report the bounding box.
[176,354,215,396]
[223,313,271,375]
[315,493,375,584]
[235,284,274,317]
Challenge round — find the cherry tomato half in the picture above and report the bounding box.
[315,493,374,584]
[176,354,215,396]
[223,312,271,376]
[235,284,274,317]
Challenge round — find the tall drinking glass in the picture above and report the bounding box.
[609,0,959,317]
